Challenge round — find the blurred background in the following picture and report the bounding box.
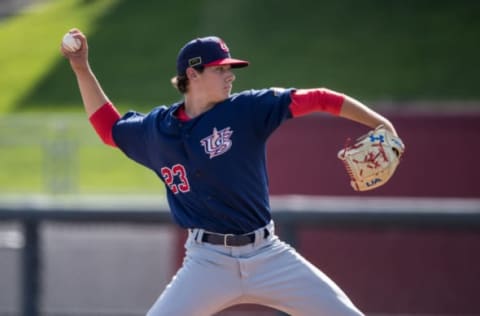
[0,0,479,315]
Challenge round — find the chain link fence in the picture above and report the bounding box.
[0,114,161,195]
[0,114,91,194]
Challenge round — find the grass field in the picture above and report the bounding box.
[1,0,479,194]
[0,0,120,113]
[0,114,161,195]
[3,0,480,114]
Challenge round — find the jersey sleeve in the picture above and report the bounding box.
[88,102,121,147]
[289,88,345,117]
[111,110,152,168]
[248,88,294,139]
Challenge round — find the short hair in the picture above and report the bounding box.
[171,66,205,94]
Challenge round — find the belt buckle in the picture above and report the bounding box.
[224,234,235,247]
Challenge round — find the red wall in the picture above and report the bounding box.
[267,111,480,197]
[298,227,480,314]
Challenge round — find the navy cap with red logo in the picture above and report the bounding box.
[176,36,249,76]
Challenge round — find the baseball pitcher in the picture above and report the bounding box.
[61,28,404,316]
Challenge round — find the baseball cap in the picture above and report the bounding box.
[176,36,249,76]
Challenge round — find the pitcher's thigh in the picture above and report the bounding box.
[146,255,239,316]
[254,244,364,316]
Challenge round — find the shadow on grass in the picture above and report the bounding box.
[17,0,203,112]
[17,0,480,112]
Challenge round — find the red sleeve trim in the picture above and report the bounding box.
[289,88,345,117]
[88,102,121,147]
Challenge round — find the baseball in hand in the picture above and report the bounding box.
[62,32,82,52]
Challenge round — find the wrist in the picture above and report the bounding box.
[70,60,91,74]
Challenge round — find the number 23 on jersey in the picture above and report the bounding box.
[160,164,190,194]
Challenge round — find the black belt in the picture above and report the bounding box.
[201,229,270,247]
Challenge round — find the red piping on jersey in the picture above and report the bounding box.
[89,102,121,147]
[289,88,345,117]
[176,105,191,122]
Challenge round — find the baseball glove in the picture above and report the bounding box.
[337,125,405,191]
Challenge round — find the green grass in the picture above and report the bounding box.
[3,0,480,114]
[1,0,479,194]
[0,0,120,113]
[77,145,162,194]
[0,114,163,195]
[0,146,43,192]
[0,143,163,195]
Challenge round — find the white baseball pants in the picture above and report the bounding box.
[146,221,364,316]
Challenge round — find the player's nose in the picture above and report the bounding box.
[226,70,235,83]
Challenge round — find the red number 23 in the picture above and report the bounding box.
[160,164,190,194]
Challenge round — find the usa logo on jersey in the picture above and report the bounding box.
[200,127,233,159]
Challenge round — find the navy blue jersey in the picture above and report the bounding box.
[112,88,293,234]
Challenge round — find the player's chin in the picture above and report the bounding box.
[223,85,232,96]
[214,89,229,101]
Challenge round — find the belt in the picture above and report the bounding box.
[201,228,270,247]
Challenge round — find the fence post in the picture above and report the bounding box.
[22,220,41,316]
[43,121,78,194]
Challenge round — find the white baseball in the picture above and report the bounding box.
[62,32,82,52]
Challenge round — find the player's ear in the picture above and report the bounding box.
[186,67,199,80]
